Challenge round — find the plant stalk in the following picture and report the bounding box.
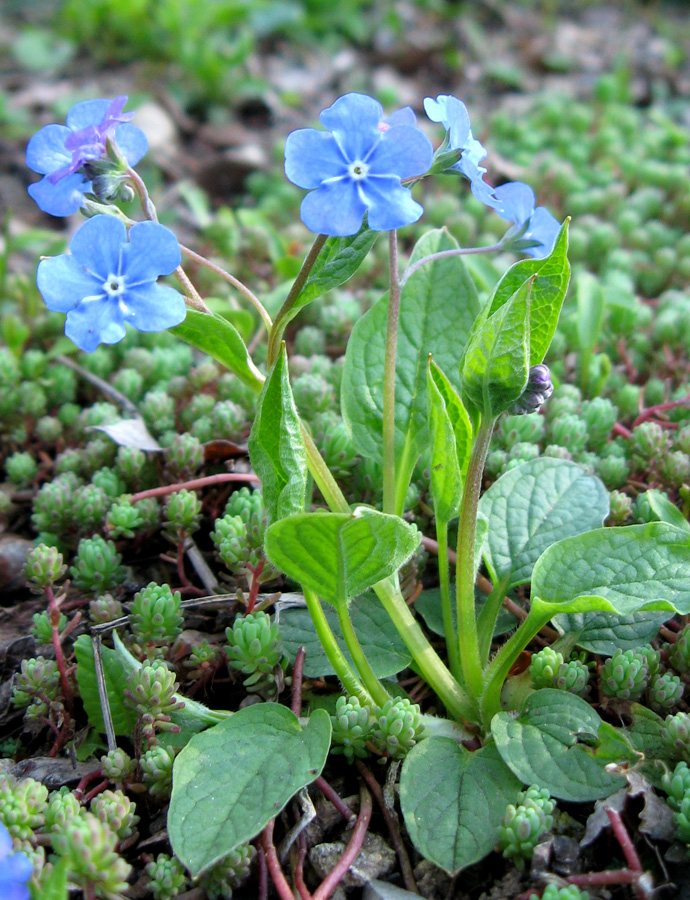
[436,519,461,682]
[476,572,511,665]
[335,602,391,707]
[267,233,328,367]
[456,417,495,702]
[382,230,401,515]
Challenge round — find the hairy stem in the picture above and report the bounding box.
[436,519,461,682]
[268,233,328,367]
[383,230,401,515]
[400,242,504,288]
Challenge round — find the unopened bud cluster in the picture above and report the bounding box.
[225,611,283,687]
[498,785,556,867]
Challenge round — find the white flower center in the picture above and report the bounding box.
[348,160,369,180]
[103,274,126,297]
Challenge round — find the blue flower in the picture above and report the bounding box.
[0,822,32,900]
[26,96,148,217]
[490,182,560,258]
[423,94,489,185]
[284,93,433,236]
[37,215,186,353]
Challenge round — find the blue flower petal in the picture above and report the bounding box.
[121,283,187,331]
[424,95,471,150]
[361,177,423,231]
[370,126,433,179]
[0,824,12,859]
[385,107,417,127]
[65,99,110,131]
[114,123,149,166]
[285,130,346,189]
[27,173,91,217]
[320,93,382,162]
[300,181,367,237]
[25,124,72,175]
[69,215,127,278]
[122,221,181,285]
[492,182,536,225]
[37,255,103,313]
[523,207,560,258]
[65,296,127,352]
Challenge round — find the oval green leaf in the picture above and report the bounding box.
[479,457,609,589]
[491,689,625,801]
[531,522,690,620]
[169,704,331,876]
[553,609,669,656]
[399,738,520,875]
[264,507,420,606]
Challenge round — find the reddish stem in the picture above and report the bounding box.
[567,870,638,886]
[292,646,307,717]
[314,776,355,823]
[606,807,642,872]
[257,844,268,900]
[355,760,418,894]
[46,585,73,713]
[295,832,314,900]
[632,395,690,428]
[613,422,633,439]
[82,779,110,804]
[260,820,296,900]
[312,785,372,900]
[130,473,260,503]
[74,769,104,798]
[246,560,265,613]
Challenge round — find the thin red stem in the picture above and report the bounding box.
[82,779,110,804]
[131,473,260,504]
[312,786,372,900]
[606,807,642,872]
[46,585,73,713]
[292,646,306,717]
[295,833,314,900]
[632,395,690,428]
[260,820,295,900]
[313,776,354,823]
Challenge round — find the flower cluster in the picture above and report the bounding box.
[26,96,147,217]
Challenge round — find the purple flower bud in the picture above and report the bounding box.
[510,365,554,415]
[527,364,554,398]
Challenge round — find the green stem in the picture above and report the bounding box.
[383,230,401,515]
[268,233,328,368]
[300,423,350,514]
[302,587,371,704]
[436,519,461,682]
[479,610,548,729]
[456,417,495,702]
[476,572,511,666]
[335,603,390,707]
[399,242,505,288]
[375,576,475,722]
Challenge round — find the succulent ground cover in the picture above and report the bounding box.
[2,2,690,899]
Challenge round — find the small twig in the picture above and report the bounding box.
[184,537,219,594]
[355,760,418,894]
[55,354,138,414]
[130,472,260,503]
[312,785,373,900]
[92,633,117,753]
[314,776,355,823]
[292,646,306,717]
[260,819,296,900]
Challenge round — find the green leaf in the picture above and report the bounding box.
[32,856,68,900]
[74,634,137,736]
[461,276,532,418]
[427,359,473,524]
[168,704,331,876]
[491,689,625,801]
[280,594,412,678]
[487,219,570,363]
[416,587,516,639]
[264,508,420,606]
[399,738,520,875]
[248,346,308,525]
[552,609,669,656]
[171,309,264,393]
[644,489,690,533]
[293,225,379,312]
[624,704,670,762]
[576,270,606,359]
[531,523,690,620]
[478,457,610,589]
[342,229,479,485]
